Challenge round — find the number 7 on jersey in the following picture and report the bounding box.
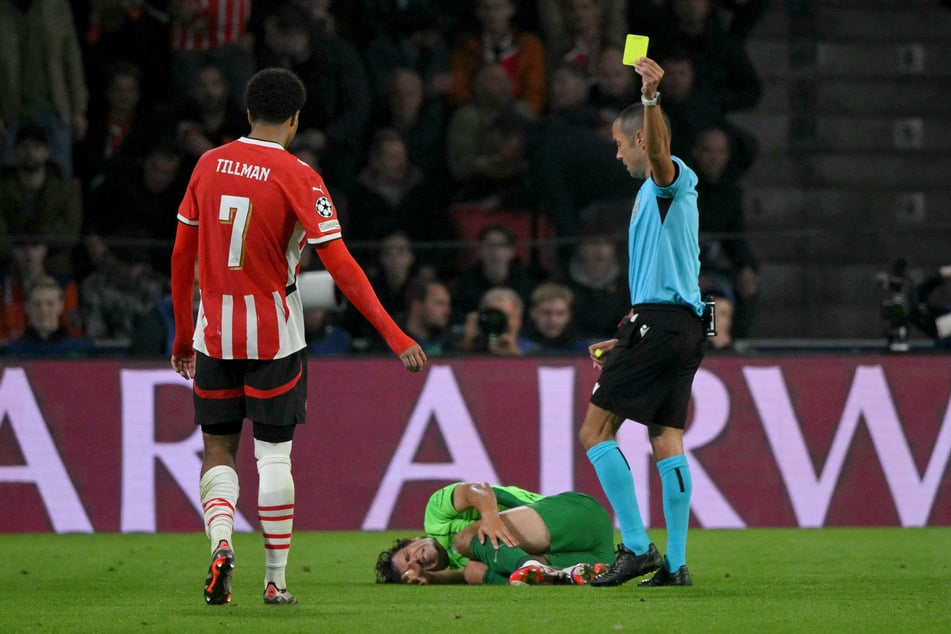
[219,195,251,269]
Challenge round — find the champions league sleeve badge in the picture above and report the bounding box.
[315,197,334,218]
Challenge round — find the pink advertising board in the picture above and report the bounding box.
[1,356,949,533]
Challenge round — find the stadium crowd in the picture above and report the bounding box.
[0,0,767,357]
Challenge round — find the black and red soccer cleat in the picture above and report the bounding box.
[204,540,235,605]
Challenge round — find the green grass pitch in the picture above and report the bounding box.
[1,528,948,633]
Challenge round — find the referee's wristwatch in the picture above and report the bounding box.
[641,92,661,107]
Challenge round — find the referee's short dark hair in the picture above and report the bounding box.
[245,68,306,124]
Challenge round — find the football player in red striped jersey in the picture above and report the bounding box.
[170,67,427,605]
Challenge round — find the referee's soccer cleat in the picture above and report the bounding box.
[509,560,570,586]
[203,540,235,605]
[638,559,693,587]
[263,582,298,605]
[564,562,609,585]
[590,543,663,587]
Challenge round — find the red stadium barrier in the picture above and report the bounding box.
[1,356,949,533]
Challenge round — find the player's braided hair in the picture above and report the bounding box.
[244,68,306,124]
[374,537,417,584]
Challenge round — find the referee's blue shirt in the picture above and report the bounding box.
[627,155,704,317]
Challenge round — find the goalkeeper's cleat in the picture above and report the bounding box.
[590,543,662,587]
[263,582,298,605]
[638,559,693,587]
[204,540,235,605]
[564,562,609,585]
[508,560,569,586]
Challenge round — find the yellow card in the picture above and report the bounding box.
[622,34,649,66]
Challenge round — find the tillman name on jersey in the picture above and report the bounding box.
[215,158,271,181]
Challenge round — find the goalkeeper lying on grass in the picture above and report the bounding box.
[375,481,615,585]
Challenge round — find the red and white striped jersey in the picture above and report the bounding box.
[177,136,342,360]
[170,0,250,52]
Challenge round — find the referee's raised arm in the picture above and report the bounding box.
[634,57,675,187]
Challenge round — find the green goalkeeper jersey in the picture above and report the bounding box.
[423,482,545,569]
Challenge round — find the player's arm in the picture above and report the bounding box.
[451,482,517,549]
[401,563,467,585]
[170,221,198,379]
[314,238,426,372]
[635,56,676,187]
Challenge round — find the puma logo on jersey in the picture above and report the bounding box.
[640,324,650,337]
[312,185,324,193]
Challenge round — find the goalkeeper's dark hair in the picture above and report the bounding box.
[375,537,417,584]
[244,68,306,124]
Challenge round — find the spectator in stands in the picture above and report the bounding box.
[364,6,453,107]
[449,0,548,115]
[282,0,339,36]
[691,125,759,339]
[716,0,772,41]
[0,123,82,274]
[456,286,533,355]
[257,2,371,196]
[524,282,589,354]
[0,240,82,343]
[547,62,600,130]
[402,277,453,356]
[130,268,200,357]
[525,84,631,265]
[651,0,762,114]
[454,107,537,212]
[168,0,255,112]
[450,224,539,325]
[80,238,168,346]
[82,140,185,278]
[654,49,726,162]
[165,61,247,173]
[589,46,639,138]
[3,275,93,357]
[81,0,171,112]
[333,0,449,52]
[303,306,353,356]
[345,128,451,270]
[371,67,451,193]
[340,230,420,354]
[537,0,626,78]
[75,61,155,199]
[656,49,758,174]
[561,226,630,340]
[0,0,88,179]
[446,63,537,194]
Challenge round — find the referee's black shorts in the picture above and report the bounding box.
[590,304,705,429]
[192,349,307,439]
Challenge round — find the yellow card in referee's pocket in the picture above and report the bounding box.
[622,34,650,66]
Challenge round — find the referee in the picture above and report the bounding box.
[579,56,706,588]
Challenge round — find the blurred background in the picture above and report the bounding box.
[1,0,949,359]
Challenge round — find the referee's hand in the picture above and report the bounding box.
[588,339,618,370]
